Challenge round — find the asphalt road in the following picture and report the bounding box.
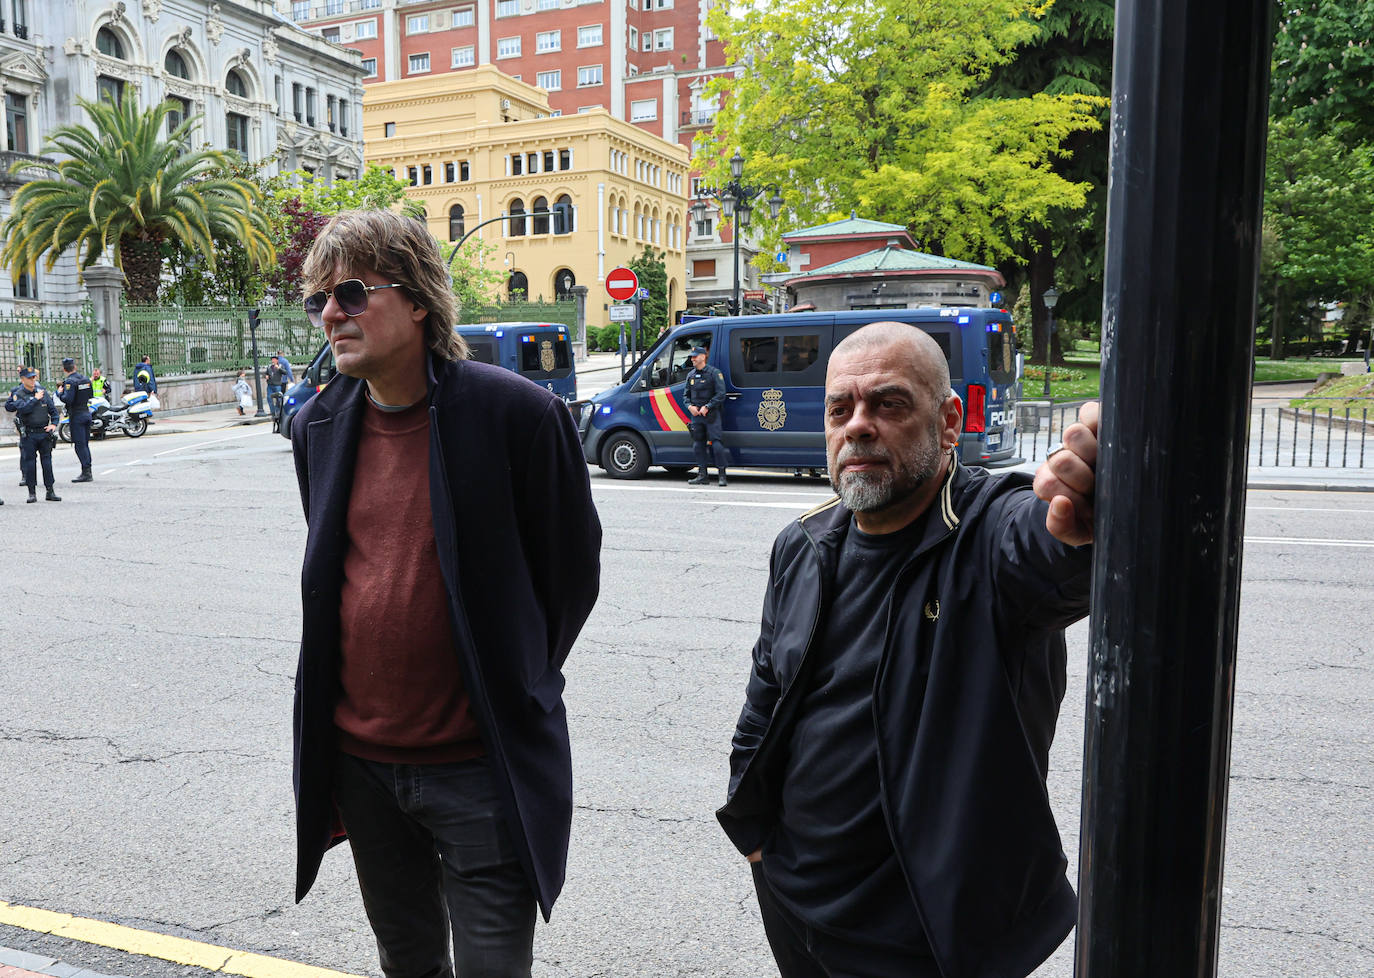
[0,429,1370,977]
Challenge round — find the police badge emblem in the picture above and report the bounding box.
[539,339,556,372]
[757,388,787,431]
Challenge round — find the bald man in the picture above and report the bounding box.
[718,323,1098,978]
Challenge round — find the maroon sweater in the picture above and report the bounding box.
[334,398,483,763]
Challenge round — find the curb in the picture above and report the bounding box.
[0,944,126,978]
[1246,481,1374,493]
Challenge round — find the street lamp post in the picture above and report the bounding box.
[691,150,783,315]
[1042,285,1060,398]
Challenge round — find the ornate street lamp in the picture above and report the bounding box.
[1042,285,1060,398]
[691,149,784,315]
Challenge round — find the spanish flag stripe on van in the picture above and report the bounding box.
[650,388,691,431]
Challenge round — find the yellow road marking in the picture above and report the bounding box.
[0,902,363,978]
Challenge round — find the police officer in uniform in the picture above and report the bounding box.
[683,346,730,486]
[58,357,94,482]
[6,368,61,503]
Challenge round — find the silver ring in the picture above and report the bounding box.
[1046,443,1067,459]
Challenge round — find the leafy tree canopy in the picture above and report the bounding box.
[698,0,1105,267]
[1271,0,1374,145]
[628,246,669,338]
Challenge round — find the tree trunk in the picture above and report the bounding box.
[1271,280,1287,360]
[1027,226,1054,367]
[118,234,163,303]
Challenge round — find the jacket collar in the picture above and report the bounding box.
[799,450,966,556]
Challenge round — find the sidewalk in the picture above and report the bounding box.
[0,405,272,450]
[0,944,125,978]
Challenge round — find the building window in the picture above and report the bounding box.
[497,36,521,58]
[445,162,455,182]
[628,27,638,50]
[508,198,526,236]
[306,88,317,125]
[536,30,560,53]
[6,92,28,154]
[339,99,350,136]
[553,194,574,233]
[409,14,430,33]
[422,165,433,185]
[527,152,538,172]
[536,70,561,91]
[274,75,284,114]
[326,95,337,132]
[361,0,380,7]
[630,99,656,122]
[452,46,475,67]
[14,270,35,299]
[555,268,575,299]
[354,20,377,40]
[577,65,602,87]
[543,150,554,171]
[577,24,602,47]
[449,204,465,241]
[291,0,310,20]
[385,121,396,137]
[361,57,378,76]
[452,6,475,27]
[460,161,470,180]
[325,0,344,14]
[496,0,518,16]
[166,96,190,137]
[293,83,303,121]
[538,0,559,8]
[96,75,124,105]
[508,271,528,299]
[322,26,341,42]
[408,166,418,186]
[559,148,571,170]
[164,50,190,80]
[695,217,713,237]
[531,196,549,234]
[510,154,522,176]
[226,113,248,155]
[96,27,125,59]
[693,259,716,278]
[226,70,248,98]
[409,53,431,73]
[654,28,673,50]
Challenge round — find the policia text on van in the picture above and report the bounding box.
[577,309,1023,479]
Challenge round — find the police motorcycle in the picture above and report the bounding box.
[58,389,153,441]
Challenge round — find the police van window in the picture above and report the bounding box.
[519,334,572,376]
[644,332,711,389]
[732,329,827,388]
[466,337,498,364]
[986,323,1014,382]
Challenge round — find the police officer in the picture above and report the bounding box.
[58,357,94,482]
[683,345,730,486]
[5,368,61,503]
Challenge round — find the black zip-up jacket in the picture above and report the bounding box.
[290,355,602,917]
[718,457,1092,978]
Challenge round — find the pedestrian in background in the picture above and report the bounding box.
[58,357,94,483]
[290,209,601,978]
[6,367,61,503]
[133,356,157,396]
[719,324,1097,978]
[274,350,295,383]
[233,371,253,416]
[265,356,286,419]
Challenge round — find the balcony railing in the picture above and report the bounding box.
[680,111,716,127]
[0,151,53,187]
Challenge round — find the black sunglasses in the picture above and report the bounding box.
[303,279,405,326]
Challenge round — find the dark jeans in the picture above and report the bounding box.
[689,414,728,475]
[751,863,939,978]
[71,418,91,470]
[19,432,55,490]
[266,385,284,417]
[332,752,536,978]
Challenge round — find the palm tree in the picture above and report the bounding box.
[1,96,274,302]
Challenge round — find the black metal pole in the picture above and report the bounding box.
[1076,1,1272,976]
[731,216,741,316]
[1043,306,1055,399]
[248,308,266,418]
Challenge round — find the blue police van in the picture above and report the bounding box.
[576,308,1022,478]
[278,322,576,438]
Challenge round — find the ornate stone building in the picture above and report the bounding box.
[1,0,367,311]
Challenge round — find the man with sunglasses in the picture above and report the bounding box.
[289,209,601,978]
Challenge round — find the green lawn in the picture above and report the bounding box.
[1252,358,1365,382]
[1019,354,1368,402]
[1288,373,1374,413]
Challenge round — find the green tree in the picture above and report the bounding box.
[1271,0,1374,145]
[437,235,507,314]
[628,246,668,342]
[982,0,1114,365]
[1260,117,1374,358]
[1,96,273,302]
[280,164,426,219]
[698,0,1104,272]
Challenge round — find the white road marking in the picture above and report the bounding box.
[1244,536,1374,548]
[592,483,832,500]
[150,429,269,458]
[1248,506,1374,514]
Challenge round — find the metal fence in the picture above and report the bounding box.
[0,305,99,380]
[458,297,577,331]
[121,303,315,377]
[1017,398,1374,467]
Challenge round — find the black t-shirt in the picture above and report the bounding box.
[762,513,932,953]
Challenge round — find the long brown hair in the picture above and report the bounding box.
[302,209,468,361]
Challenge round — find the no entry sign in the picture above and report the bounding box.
[605,267,639,302]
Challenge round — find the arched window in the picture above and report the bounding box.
[508,198,526,236]
[165,50,190,79]
[508,271,528,299]
[554,268,575,300]
[531,195,550,235]
[608,201,617,234]
[553,194,574,234]
[97,28,125,60]
[226,70,248,98]
[448,204,465,242]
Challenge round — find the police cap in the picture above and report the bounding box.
[61,358,75,369]
[19,368,36,378]
[689,347,709,358]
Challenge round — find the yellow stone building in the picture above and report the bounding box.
[362,66,690,327]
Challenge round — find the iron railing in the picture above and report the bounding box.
[458,297,577,330]
[1017,397,1374,468]
[120,303,314,378]
[0,305,99,380]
